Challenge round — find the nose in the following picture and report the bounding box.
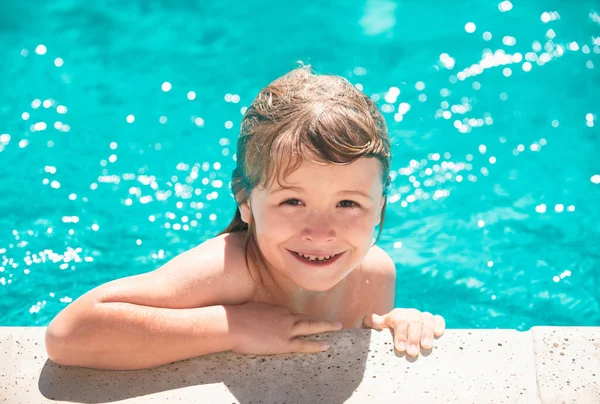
[301,211,337,243]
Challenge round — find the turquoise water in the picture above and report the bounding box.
[1,1,599,330]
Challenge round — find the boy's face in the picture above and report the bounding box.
[239,157,385,292]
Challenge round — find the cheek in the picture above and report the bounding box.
[341,213,377,230]
[253,208,294,240]
[342,215,380,247]
[349,221,377,247]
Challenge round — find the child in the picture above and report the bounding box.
[45,65,445,370]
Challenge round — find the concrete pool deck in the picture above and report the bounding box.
[0,327,598,403]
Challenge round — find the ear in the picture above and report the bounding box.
[375,197,386,226]
[239,200,252,224]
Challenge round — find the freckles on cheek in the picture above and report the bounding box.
[355,219,380,244]
[351,216,376,231]
[263,209,286,226]
[258,210,294,238]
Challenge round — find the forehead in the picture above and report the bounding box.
[266,157,383,192]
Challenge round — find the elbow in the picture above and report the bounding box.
[44,296,102,366]
[45,322,73,366]
[45,309,90,367]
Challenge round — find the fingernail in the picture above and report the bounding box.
[422,338,431,347]
[397,341,406,351]
[321,342,330,351]
[334,322,342,329]
[409,344,419,355]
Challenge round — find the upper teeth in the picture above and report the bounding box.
[296,252,336,261]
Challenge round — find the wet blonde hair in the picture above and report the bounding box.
[218,64,391,281]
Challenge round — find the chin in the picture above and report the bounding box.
[298,281,337,292]
[292,272,348,292]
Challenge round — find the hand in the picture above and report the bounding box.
[362,308,445,357]
[226,302,342,355]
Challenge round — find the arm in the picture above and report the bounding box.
[45,233,255,370]
[47,302,236,370]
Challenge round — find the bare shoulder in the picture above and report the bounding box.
[359,244,396,278]
[177,231,256,305]
[353,244,396,315]
[130,231,257,308]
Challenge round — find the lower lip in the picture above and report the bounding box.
[288,250,344,267]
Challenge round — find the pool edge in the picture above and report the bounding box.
[0,326,598,403]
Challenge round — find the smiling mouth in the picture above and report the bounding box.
[288,250,344,265]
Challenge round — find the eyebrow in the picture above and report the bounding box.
[271,186,372,200]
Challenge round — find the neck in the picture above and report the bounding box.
[257,261,332,314]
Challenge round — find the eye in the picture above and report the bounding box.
[281,199,303,206]
[338,200,359,209]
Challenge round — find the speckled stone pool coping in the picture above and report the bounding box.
[0,327,598,403]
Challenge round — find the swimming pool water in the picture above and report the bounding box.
[1,0,599,330]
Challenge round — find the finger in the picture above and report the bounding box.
[405,310,423,357]
[289,338,331,354]
[419,312,436,350]
[362,313,386,331]
[390,318,409,352]
[292,319,342,337]
[433,315,446,337]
